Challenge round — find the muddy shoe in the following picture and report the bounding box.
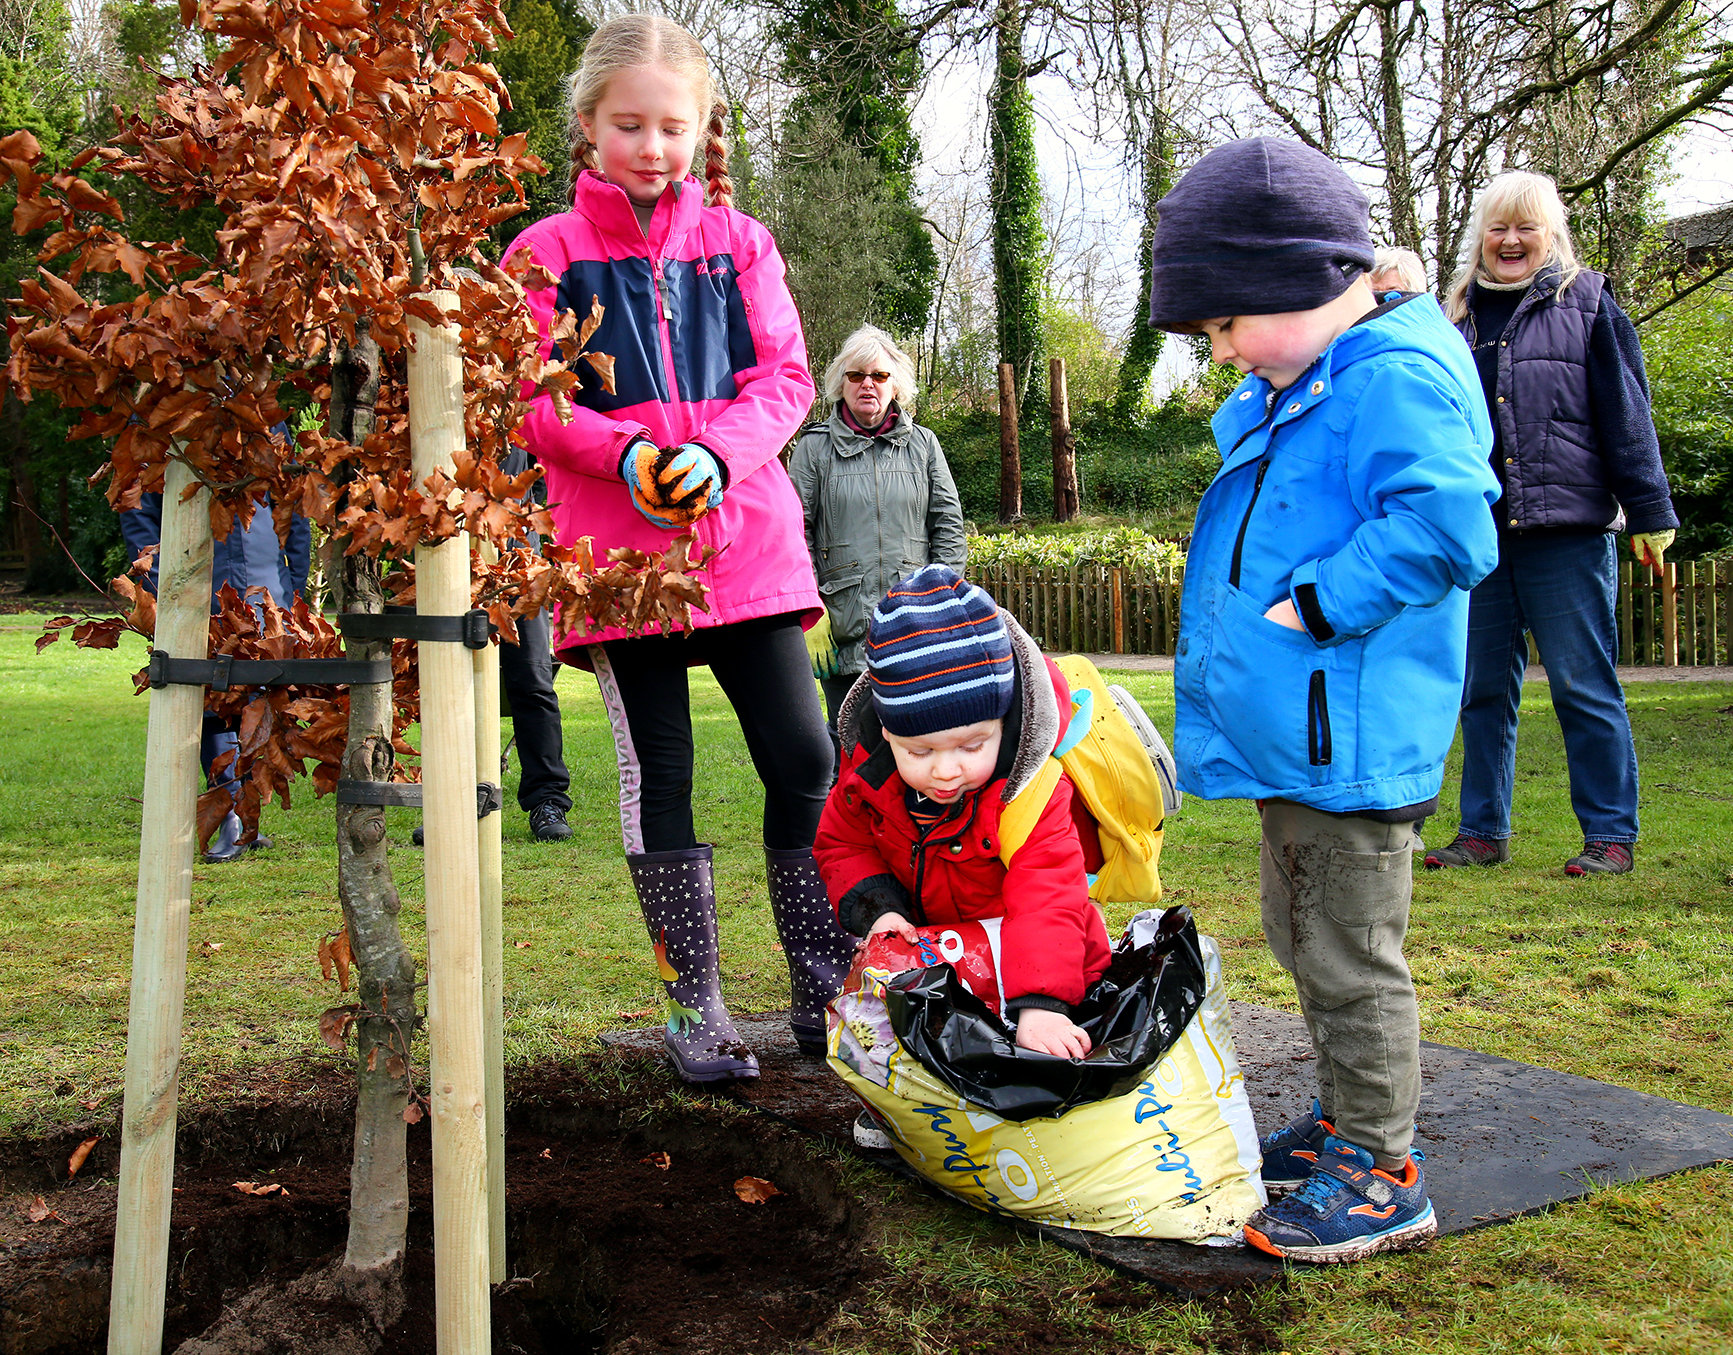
[1244,1137,1435,1263]
[1564,841,1634,876]
[1258,1099,1335,1196]
[1422,834,1509,869]
[853,1109,896,1152]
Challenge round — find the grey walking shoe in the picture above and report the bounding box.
[765,845,859,1055]
[1422,834,1509,869]
[1564,841,1634,876]
[529,801,573,841]
[626,845,758,1084]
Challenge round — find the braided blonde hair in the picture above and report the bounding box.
[566,14,733,209]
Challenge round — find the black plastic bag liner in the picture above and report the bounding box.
[883,905,1208,1122]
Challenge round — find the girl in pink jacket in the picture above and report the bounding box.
[505,14,854,1085]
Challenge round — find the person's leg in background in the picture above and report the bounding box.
[1507,532,1640,874]
[1428,553,1523,867]
[500,608,573,841]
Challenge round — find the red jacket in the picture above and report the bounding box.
[813,619,1112,1007]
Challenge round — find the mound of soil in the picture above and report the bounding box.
[0,1057,871,1354]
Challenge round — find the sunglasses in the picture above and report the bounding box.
[844,370,892,385]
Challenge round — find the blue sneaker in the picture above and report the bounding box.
[1259,1099,1335,1197]
[1243,1136,1436,1263]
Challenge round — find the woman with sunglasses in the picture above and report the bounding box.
[789,325,969,736]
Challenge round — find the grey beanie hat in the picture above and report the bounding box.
[1146,138,1375,332]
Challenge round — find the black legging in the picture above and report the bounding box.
[592,614,832,855]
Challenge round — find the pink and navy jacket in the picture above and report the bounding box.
[507,171,822,655]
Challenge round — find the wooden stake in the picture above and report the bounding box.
[997,362,1021,523]
[409,289,490,1354]
[109,458,212,1355]
[472,543,506,1286]
[1662,559,1678,666]
[1049,357,1078,521]
[1111,566,1125,654]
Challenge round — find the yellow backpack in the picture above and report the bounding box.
[997,654,1181,906]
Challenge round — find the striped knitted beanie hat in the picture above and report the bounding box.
[866,565,1014,737]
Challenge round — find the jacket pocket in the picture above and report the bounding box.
[819,571,869,643]
[1204,582,1333,791]
[1307,670,1331,766]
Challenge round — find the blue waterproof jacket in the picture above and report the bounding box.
[1175,295,1501,812]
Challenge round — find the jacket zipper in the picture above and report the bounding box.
[650,257,681,405]
[1228,460,1270,590]
[1307,670,1332,766]
[906,795,981,925]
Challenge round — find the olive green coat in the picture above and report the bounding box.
[788,403,969,676]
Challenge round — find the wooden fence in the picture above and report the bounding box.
[968,562,1186,656]
[968,558,1733,667]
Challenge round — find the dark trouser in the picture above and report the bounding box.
[1456,531,1638,844]
[591,615,832,854]
[1259,800,1420,1170]
[500,608,571,813]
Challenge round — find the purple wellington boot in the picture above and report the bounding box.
[626,845,758,1084]
[765,846,860,1055]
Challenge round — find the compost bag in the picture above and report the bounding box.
[827,907,1265,1241]
[884,904,1207,1121]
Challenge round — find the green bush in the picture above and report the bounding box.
[965,525,1186,569]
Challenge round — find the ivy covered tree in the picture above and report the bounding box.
[1114,120,1169,415]
[989,0,1046,413]
[772,0,937,339]
[493,0,592,235]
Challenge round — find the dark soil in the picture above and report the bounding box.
[0,1056,870,1355]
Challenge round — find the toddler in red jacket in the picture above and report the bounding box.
[813,565,1112,1057]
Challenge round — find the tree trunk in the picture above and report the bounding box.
[989,0,1045,415]
[1378,2,1422,256]
[998,361,1021,523]
[1115,117,1169,413]
[4,386,43,583]
[1050,356,1078,521]
[328,325,418,1281]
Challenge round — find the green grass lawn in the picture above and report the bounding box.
[3,613,1732,1352]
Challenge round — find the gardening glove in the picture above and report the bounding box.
[619,439,724,530]
[1631,529,1675,574]
[806,611,839,678]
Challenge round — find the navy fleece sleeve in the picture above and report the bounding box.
[1588,292,1677,534]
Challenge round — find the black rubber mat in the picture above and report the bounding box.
[601,1003,1733,1295]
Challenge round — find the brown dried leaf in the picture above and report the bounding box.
[402,1101,424,1124]
[330,927,353,992]
[317,932,333,982]
[25,1195,54,1223]
[617,1007,652,1021]
[641,1152,671,1171]
[232,1181,286,1197]
[318,1005,359,1053]
[67,1137,99,1178]
[386,1053,406,1078]
[734,1176,782,1204]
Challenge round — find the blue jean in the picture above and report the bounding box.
[1456,531,1639,844]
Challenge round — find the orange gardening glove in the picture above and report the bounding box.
[619,440,724,530]
[1631,529,1674,574]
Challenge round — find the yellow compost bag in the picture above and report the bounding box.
[827,928,1266,1242]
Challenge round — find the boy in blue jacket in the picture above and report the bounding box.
[1148,139,1500,1262]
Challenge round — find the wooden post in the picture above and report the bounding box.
[409,289,490,1354]
[1049,357,1079,521]
[109,458,212,1355]
[1111,566,1125,654]
[1708,560,1721,666]
[472,547,506,1286]
[1662,560,1678,666]
[997,362,1021,523]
